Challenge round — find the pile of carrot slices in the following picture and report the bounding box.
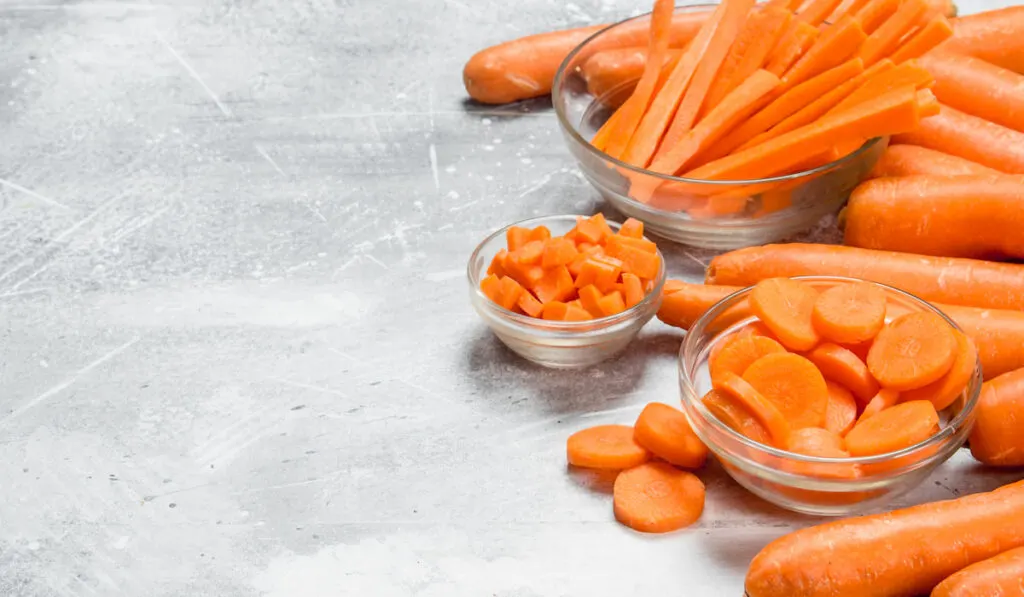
[480,215,661,321]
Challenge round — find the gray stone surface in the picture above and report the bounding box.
[0,0,1016,595]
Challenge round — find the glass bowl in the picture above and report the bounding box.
[552,5,885,250]
[677,276,981,516]
[467,215,665,369]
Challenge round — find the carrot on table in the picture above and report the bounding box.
[852,0,899,34]
[867,312,957,391]
[765,21,820,76]
[781,16,867,91]
[824,381,858,436]
[566,424,651,469]
[901,331,976,411]
[919,51,1024,133]
[892,103,1024,174]
[938,304,1024,380]
[970,367,1024,466]
[717,371,793,445]
[710,333,787,386]
[582,48,683,101]
[742,352,829,429]
[866,144,1001,178]
[933,546,1024,597]
[807,343,880,404]
[857,0,929,66]
[812,282,887,345]
[939,5,1024,75]
[703,388,773,443]
[613,462,705,533]
[857,388,900,421]
[749,278,820,351]
[844,399,939,456]
[633,402,708,468]
[889,15,953,63]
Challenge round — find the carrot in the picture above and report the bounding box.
[517,291,544,317]
[938,305,1024,380]
[892,103,1024,174]
[827,59,933,116]
[717,371,793,445]
[844,399,939,456]
[582,48,684,101]
[932,546,1024,597]
[633,402,708,469]
[749,278,820,351]
[857,0,929,66]
[745,479,1024,597]
[923,0,956,18]
[970,367,1024,466]
[919,51,1024,133]
[901,331,976,411]
[797,0,846,26]
[566,424,651,469]
[613,462,705,533]
[657,282,741,330]
[844,175,1024,260]
[706,243,1024,312]
[596,290,626,316]
[889,15,954,63]
[866,144,1002,178]
[940,5,1024,75]
[782,17,867,91]
[710,333,787,386]
[621,273,644,308]
[786,426,846,455]
[619,217,644,239]
[867,312,957,391]
[742,352,829,429]
[807,343,881,404]
[766,21,821,76]
[853,0,899,34]
[824,381,858,436]
[858,387,900,421]
[702,388,773,443]
[812,282,887,345]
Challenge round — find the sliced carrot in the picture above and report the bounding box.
[541,237,579,269]
[710,334,787,386]
[534,265,575,304]
[889,15,953,63]
[750,278,820,351]
[512,239,544,265]
[497,276,525,311]
[575,213,613,244]
[506,226,530,251]
[563,305,593,321]
[517,291,544,317]
[609,244,660,280]
[812,281,887,345]
[621,273,644,308]
[797,0,846,25]
[605,233,657,255]
[566,424,651,469]
[702,388,773,444]
[574,258,620,293]
[480,273,502,303]
[844,400,939,456]
[867,312,958,391]
[633,402,708,469]
[742,352,829,430]
[568,244,605,277]
[541,301,569,320]
[597,291,627,317]
[487,249,509,277]
[782,16,867,91]
[766,21,820,76]
[828,59,932,116]
[901,331,976,411]
[613,462,705,533]
[784,427,859,481]
[825,381,858,436]
[858,0,929,66]
[786,427,846,455]
[528,226,551,243]
[853,0,899,34]
[504,252,546,289]
[807,343,880,404]
[577,284,604,318]
[618,217,644,239]
[858,388,900,421]
[717,371,793,446]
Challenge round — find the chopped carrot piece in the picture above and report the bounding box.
[534,265,575,304]
[611,244,660,280]
[702,389,773,444]
[563,227,579,243]
[824,381,858,436]
[575,258,621,293]
[542,301,569,320]
[480,273,502,303]
[742,352,829,430]
[889,15,953,64]
[517,291,544,318]
[528,225,551,243]
[567,299,584,310]
[709,334,787,386]
[541,237,579,269]
[750,278,821,351]
[578,284,605,318]
[858,388,900,421]
[619,217,644,239]
[566,424,651,469]
[854,0,899,34]
[867,312,958,390]
[622,273,644,308]
[858,0,928,66]
[597,290,627,317]
[807,343,880,404]
[844,400,939,456]
[828,59,933,116]
[504,256,545,290]
[782,16,868,91]
[497,276,525,311]
[786,427,846,455]
[563,305,593,321]
[613,462,705,533]
[513,240,544,265]
[506,226,530,251]
[717,372,793,447]
[568,244,604,277]
[798,0,845,26]
[812,281,887,345]
[901,332,977,411]
[606,234,657,254]
[633,402,708,469]
[576,213,613,244]
[487,249,509,277]
[766,22,820,76]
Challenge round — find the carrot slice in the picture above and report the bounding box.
[517,291,544,317]
[563,305,593,321]
[541,237,579,269]
[889,15,953,63]
[844,400,939,456]
[786,427,846,455]
[867,312,958,391]
[717,372,793,446]
[710,334,787,386]
[812,281,887,345]
[633,402,709,469]
[742,352,829,429]
[619,217,644,239]
[781,16,867,91]
[613,462,705,533]
[901,331,977,411]
[765,21,820,76]
[853,0,899,34]
[858,388,900,421]
[702,388,773,444]
[858,0,929,66]
[566,424,651,469]
[807,343,881,404]
[825,381,858,436]
[621,273,645,308]
[750,278,821,351]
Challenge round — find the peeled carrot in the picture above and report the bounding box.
[845,399,939,456]
[745,479,1024,597]
[970,367,1024,466]
[857,0,929,66]
[807,343,880,404]
[582,48,682,101]
[743,352,829,429]
[938,305,1024,380]
[866,144,1001,178]
[892,103,1024,174]
[703,388,773,443]
[718,371,793,445]
[786,426,846,455]
[613,462,705,533]
[633,402,708,469]
[853,0,899,34]
[868,312,957,391]
[940,5,1024,75]
[919,51,1024,133]
[889,15,954,63]
[827,59,933,116]
[765,21,820,76]
[901,331,976,411]
[782,16,867,90]
[932,546,1024,597]
[797,0,846,26]
[657,282,741,330]
[857,387,900,421]
[824,382,858,436]
[710,333,787,386]
[812,282,887,345]
[566,424,651,469]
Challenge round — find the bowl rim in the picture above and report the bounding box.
[466,214,666,331]
[551,4,883,187]
[678,275,983,466]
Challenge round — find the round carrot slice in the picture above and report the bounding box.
[844,400,940,456]
[702,389,772,445]
[717,372,793,447]
[901,331,978,411]
[566,425,651,469]
[824,381,858,437]
[786,427,846,455]
[806,343,881,404]
[709,334,787,386]
[858,388,901,422]
[633,402,708,469]
[749,278,821,351]
[613,462,705,533]
[812,282,887,344]
[742,352,829,430]
[867,312,958,391]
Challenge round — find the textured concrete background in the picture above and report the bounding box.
[0,0,1017,595]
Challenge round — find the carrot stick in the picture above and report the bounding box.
[765,22,820,76]
[922,0,957,18]
[919,51,1024,133]
[797,0,846,26]
[767,0,802,8]
[782,16,867,91]
[901,331,976,411]
[710,333,787,386]
[857,388,900,421]
[866,144,1002,178]
[582,48,682,101]
[718,371,794,445]
[826,59,932,116]
[829,0,872,22]
[892,104,1024,174]
[808,343,881,404]
[889,15,953,63]
[970,367,1024,466]
[592,108,625,151]
[933,546,1024,597]
[745,479,1024,597]
[867,312,957,391]
[743,352,829,430]
[853,0,899,34]
[749,278,820,351]
[566,424,651,469]
[940,5,1024,75]
[845,399,939,456]
[824,381,858,436]
[857,0,929,66]
[812,282,887,345]
[703,388,773,443]
[843,175,1024,260]
[613,462,705,533]
[633,402,708,468]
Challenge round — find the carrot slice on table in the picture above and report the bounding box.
[766,21,820,76]
[844,399,939,456]
[710,334,787,386]
[933,546,1024,597]
[891,103,1024,174]
[566,424,651,469]
[717,372,793,446]
[613,462,705,533]
[742,353,829,429]
[919,51,1024,134]
[901,331,976,411]
[857,0,929,66]
[781,16,867,91]
[889,15,953,63]
[702,388,773,444]
[853,0,899,34]
[858,387,900,421]
[867,144,1001,178]
[970,367,1024,466]
[749,278,820,351]
[786,427,846,455]
[797,0,846,26]
[633,402,709,469]
[807,343,880,404]
[812,282,887,345]
[824,381,858,436]
[867,312,957,391]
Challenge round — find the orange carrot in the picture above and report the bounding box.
[633,402,708,468]
[517,291,544,317]
[901,331,976,411]
[853,0,899,34]
[657,282,742,330]
[812,282,887,345]
[857,0,929,66]
[866,144,1001,178]
[782,17,867,90]
[797,0,846,26]
[919,51,1024,133]
[592,107,625,151]
[827,59,932,115]
[889,15,954,63]
[786,426,846,455]
[703,388,774,443]
[807,343,881,404]
[710,333,787,386]
[619,217,644,238]
[892,103,1024,174]
[922,0,956,18]
[766,22,821,76]
[867,312,957,391]
[596,290,627,316]
[932,546,1024,597]
[937,305,1024,380]
[745,479,1024,597]
[971,367,1024,466]
[844,399,939,456]
[749,278,820,351]
[582,48,684,101]
[718,371,793,445]
[621,273,645,308]
[824,382,858,436]
[742,352,829,429]
[566,424,651,469]
[940,5,1024,75]
[857,387,900,421]
[613,462,705,533]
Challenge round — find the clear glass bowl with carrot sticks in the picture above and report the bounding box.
[677,276,981,516]
[467,214,666,369]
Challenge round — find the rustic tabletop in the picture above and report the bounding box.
[0,0,1018,595]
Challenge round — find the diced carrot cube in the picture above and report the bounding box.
[564,227,579,243]
[513,240,544,265]
[529,225,551,243]
[619,217,644,239]
[541,238,579,269]
[622,273,644,308]
[517,291,544,317]
[597,290,626,317]
[616,245,661,280]
[481,273,502,303]
[576,213,613,244]
[578,284,605,317]
[535,265,575,304]
[578,242,596,251]
[606,234,657,255]
[487,249,509,277]
[505,256,545,289]
[590,254,624,293]
[507,226,530,251]
[541,301,569,320]
[563,305,593,321]
[568,245,605,278]
[497,276,524,311]
[575,259,614,291]
[567,299,584,310]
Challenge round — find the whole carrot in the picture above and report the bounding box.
[940,5,1024,74]
[919,51,1024,133]
[581,48,681,100]
[745,479,1024,597]
[867,145,1001,178]
[933,546,1024,597]
[891,103,1024,174]
[970,367,1024,466]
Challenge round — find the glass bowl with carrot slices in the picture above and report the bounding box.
[468,214,666,369]
[676,276,982,516]
[552,0,949,249]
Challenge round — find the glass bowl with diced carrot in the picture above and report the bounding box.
[552,0,947,249]
[676,276,981,516]
[468,214,666,369]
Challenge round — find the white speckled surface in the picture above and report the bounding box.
[0,0,1019,595]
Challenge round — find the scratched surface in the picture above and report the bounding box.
[0,0,1017,595]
